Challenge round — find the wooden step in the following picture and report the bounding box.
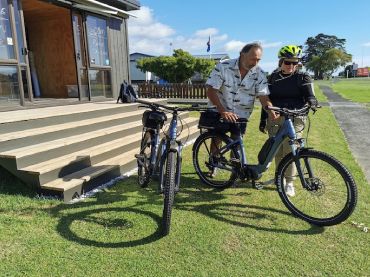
[39,148,139,200]
[0,99,166,125]
[0,109,145,143]
[19,132,143,185]
[39,117,201,202]
[0,120,143,167]
[19,117,200,185]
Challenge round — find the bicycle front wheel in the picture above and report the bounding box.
[276,149,357,226]
[162,151,177,235]
[193,132,239,189]
[137,131,152,188]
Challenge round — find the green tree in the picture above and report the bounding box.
[303,33,352,79]
[136,49,215,83]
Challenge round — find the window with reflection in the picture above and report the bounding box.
[14,0,25,64]
[0,0,15,60]
[86,15,110,66]
[0,66,19,100]
[89,69,111,98]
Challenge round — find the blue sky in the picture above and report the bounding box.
[127,0,370,73]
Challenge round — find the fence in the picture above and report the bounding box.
[137,83,207,99]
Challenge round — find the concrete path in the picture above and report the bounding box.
[320,85,370,184]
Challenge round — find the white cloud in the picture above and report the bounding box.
[352,55,370,67]
[128,6,228,55]
[223,40,246,52]
[223,40,282,54]
[128,6,175,39]
[262,41,283,48]
[127,6,280,58]
[194,28,219,37]
[362,42,370,47]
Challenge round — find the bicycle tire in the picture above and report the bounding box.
[276,149,357,226]
[137,131,152,188]
[193,132,239,189]
[156,139,166,193]
[162,151,177,235]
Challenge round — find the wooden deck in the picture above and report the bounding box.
[0,99,201,202]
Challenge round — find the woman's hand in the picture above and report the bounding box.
[268,109,279,121]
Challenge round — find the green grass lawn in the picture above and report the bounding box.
[1,101,369,276]
[328,78,370,104]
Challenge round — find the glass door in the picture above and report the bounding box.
[72,11,90,100]
[85,14,112,98]
[13,0,32,102]
[0,0,31,105]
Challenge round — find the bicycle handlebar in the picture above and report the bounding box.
[266,104,321,117]
[136,99,210,112]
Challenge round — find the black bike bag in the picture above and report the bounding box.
[198,111,231,133]
[142,110,167,129]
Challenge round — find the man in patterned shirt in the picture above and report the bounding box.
[206,42,277,136]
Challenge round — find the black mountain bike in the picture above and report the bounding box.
[192,105,357,226]
[135,99,206,235]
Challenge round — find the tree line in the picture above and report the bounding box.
[137,33,352,82]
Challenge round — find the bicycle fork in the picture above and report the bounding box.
[286,120,314,189]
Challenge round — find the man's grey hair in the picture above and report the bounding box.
[240,42,263,54]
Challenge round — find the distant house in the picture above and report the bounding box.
[130,53,157,83]
[0,0,140,109]
[130,52,230,83]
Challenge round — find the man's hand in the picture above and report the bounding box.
[220,111,239,123]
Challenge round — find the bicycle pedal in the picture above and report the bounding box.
[230,158,240,163]
[135,154,144,159]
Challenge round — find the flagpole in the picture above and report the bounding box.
[207,35,212,59]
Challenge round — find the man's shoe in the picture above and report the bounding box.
[285,182,295,197]
[207,168,217,178]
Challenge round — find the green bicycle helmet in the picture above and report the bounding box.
[278,45,302,59]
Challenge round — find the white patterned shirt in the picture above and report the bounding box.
[206,58,269,119]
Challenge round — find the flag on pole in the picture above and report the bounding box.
[206,36,210,52]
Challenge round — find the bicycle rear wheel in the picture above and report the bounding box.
[137,131,152,188]
[162,151,176,235]
[276,149,357,226]
[193,132,239,189]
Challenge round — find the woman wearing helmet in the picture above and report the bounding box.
[259,45,318,197]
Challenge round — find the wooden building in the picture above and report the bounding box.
[0,0,139,109]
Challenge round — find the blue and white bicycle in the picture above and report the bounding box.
[135,99,207,235]
[192,105,357,226]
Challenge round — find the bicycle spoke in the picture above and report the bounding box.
[277,149,357,226]
[193,133,238,188]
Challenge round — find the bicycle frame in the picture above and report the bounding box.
[159,111,183,187]
[137,98,208,191]
[214,115,303,179]
[139,108,183,189]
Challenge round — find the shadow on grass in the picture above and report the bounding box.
[180,202,325,235]
[43,172,324,248]
[56,207,163,248]
[1,163,325,247]
[0,166,36,197]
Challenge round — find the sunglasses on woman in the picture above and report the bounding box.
[283,60,299,66]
